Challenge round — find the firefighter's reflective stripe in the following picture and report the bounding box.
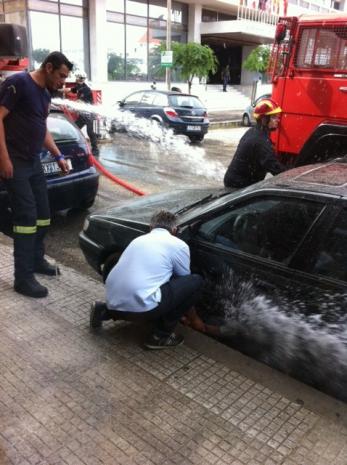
[37,218,50,227]
[13,225,37,234]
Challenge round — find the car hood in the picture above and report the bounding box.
[91,188,229,225]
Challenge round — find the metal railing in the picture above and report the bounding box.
[237,5,279,26]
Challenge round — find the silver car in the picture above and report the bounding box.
[242,93,271,126]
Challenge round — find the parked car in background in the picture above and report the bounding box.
[113,90,209,143]
[242,93,271,126]
[0,110,99,220]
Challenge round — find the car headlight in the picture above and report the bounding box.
[83,218,90,232]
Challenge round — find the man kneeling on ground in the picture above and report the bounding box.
[90,210,205,349]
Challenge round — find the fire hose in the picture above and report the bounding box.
[90,154,146,197]
[58,104,145,196]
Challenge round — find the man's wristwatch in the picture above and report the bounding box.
[55,154,65,161]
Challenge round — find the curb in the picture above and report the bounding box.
[209,120,243,130]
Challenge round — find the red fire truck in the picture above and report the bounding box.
[269,14,347,166]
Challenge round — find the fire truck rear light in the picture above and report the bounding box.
[164,107,179,119]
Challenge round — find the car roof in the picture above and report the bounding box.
[254,158,347,198]
[130,89,198,98]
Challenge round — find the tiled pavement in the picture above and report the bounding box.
[1,243,347,465]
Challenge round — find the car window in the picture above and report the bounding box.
[197,197,324,263]
[123,92,144,105]
[169,95,204,109]
[153,93,169,106]
[309,210,347,282]
[47,114,79,141]
[141,92,155,105]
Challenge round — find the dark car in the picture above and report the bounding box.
[79,159,347,398]
[242,93,271,126]
[115,90,209,142]
[0,111,99,216]
[80,157,347,299]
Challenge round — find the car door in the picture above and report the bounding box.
[120,91,145,115]
[137,91,157,119]
[188,192,341,318]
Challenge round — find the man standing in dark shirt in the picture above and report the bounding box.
[224,98,285,188]
[70,71,99,156]
[0,51,73,298]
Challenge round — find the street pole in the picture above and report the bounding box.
[166,0,171,90]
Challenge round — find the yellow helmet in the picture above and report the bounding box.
[254,98,282,120]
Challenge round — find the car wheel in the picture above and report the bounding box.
[102,251,122,283]
[242,114,251,126]
[189,135,204,143]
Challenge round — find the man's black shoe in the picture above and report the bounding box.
[14,277,48,298]
[34,259,60,276]
[144,333,184,350]
[90,301,112,329]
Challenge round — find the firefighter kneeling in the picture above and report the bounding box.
[224,98,286,189]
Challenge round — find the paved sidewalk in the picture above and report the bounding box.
[1,243,347,465]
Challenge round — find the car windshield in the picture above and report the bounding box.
[169,95,204,109]
[47,113,80,142]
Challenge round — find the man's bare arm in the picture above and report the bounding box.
[43,129,69,173]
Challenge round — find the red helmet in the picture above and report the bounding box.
[254,98,282,120]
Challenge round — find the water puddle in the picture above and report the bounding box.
[52,98,225,181]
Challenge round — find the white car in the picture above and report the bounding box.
[242,93,271,126]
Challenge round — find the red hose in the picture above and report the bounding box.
[90,155,146,196]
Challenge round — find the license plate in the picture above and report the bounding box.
[187,125,201,131]
[42,158,72,175]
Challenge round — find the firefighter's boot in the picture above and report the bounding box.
[13,232,48,298]
[34,227,60,276]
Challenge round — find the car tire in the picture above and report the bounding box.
[242,114,251,126]
[102,251,122,282]
[189,135,204,143]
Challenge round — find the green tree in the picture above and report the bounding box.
[168,42,218,94]
[242,45,270,78]
[32,48,50,66]
[107,53,141,80]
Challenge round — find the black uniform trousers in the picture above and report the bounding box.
[4,156,50,282]
[75,114,98,155]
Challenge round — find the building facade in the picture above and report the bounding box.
[0,0,345,86]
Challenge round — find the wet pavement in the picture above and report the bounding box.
[2,127,347,463]
[1,243,347,465]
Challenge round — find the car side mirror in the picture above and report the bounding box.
[118,100,125,107]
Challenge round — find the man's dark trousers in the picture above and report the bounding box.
[4,157,50,282]
[105,274,204,336]
[75,114,98,155]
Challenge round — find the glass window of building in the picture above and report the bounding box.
[106,0,125,12]
[107,21,125,80]
[30,11,60,67]
[126,23,148,80]
[60,15,88,74]
[126,0,147,16]
[28,1,89,74]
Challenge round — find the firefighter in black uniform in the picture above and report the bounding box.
[224,98,285,188]
[70,71,99,156]
[0,51,73,298]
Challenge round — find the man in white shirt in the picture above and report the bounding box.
[90,210,204,349]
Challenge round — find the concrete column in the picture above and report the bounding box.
[89,0,107,82]
[188,3,202,44]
